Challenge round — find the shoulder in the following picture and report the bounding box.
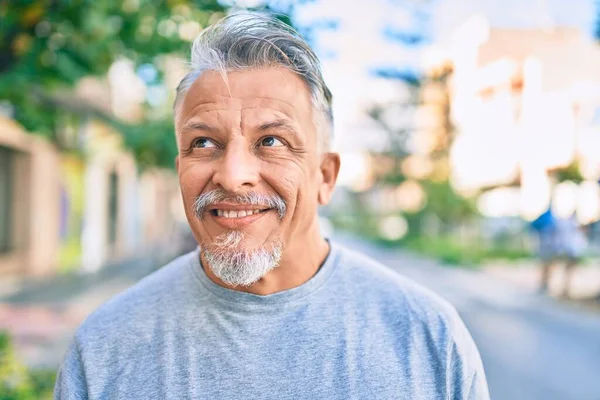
[332,242,488,397]
[75,250,198,344]
[333,242,468,344]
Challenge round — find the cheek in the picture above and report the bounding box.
[261,159,318,213]
[260,162,298,201]
[178,161,212,200]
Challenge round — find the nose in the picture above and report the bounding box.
[211,137,260,192]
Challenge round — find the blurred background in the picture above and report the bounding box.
[1,0,600,398]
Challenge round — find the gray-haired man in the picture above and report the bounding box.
[55,13,489,400]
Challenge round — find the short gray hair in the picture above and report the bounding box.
[174,12,334,150]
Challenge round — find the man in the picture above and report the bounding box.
[55,13,489,400]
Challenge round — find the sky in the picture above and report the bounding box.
[432,0,596,36]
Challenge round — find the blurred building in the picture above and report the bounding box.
[0,117,61,278]
[78,121,183,273]
[423,16,600,224]
[0,116,183,281]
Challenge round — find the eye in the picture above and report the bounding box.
[192,138,217,148]
[259,136,284,147]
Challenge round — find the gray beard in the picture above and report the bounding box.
[202,231,283,287]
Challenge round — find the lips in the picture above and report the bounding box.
[194,190,287,221]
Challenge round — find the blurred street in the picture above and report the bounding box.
[1,236,599,400]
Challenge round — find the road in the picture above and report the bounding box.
[338,236,600,400]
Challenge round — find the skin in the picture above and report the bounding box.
[175,67,340,295]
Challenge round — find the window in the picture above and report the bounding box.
[0,146,14,254]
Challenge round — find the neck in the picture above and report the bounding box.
[201,223,330,296]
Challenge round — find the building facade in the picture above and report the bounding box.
[426,16,600,223]
[0,117,184,281]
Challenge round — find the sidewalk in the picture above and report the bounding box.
[483,259,600,300]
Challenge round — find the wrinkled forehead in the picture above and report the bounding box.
[175,68,314,129]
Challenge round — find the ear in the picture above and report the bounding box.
[318,152,341,205]
[175,154,180,173]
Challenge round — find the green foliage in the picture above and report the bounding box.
[366,63,478,235]
[0,0,226,167]
[28,370,56,400]
[1,1,225,79]
[0,331,55,399]
[551,160,584,184]
[329,212,381,240]
[402,236,532,267]
[113,117,178,169]
[419,180,478,225]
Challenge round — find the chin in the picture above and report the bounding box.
[202,233,284,287]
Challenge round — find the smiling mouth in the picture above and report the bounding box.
[209,208,271,219]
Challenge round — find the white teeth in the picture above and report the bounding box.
[216,209,259,218]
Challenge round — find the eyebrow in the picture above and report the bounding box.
[180,121,216,135]
[181,119,299,136]
[258,119,299,136]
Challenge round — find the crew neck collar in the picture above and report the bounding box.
[189,240,341,312]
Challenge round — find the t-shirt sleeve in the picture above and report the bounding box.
[54,339,89,400]
[467,368,490,400]
[447,314,490,400]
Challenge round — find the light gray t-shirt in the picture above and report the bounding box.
[55,242,489,399]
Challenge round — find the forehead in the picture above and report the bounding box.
[176,67,314,126]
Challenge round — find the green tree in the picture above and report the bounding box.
[367,66,477,232]
[0,0,226,167]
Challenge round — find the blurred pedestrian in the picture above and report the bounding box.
[54,12,489,400]
[531,208,587,297]
[555,214,588,297]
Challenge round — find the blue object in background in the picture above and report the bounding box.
[530,208,556,232]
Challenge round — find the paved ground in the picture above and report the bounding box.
[2,237,600,399]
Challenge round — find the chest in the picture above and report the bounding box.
[86,310,446,399]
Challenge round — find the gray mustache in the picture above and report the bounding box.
[193,190,287,220]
